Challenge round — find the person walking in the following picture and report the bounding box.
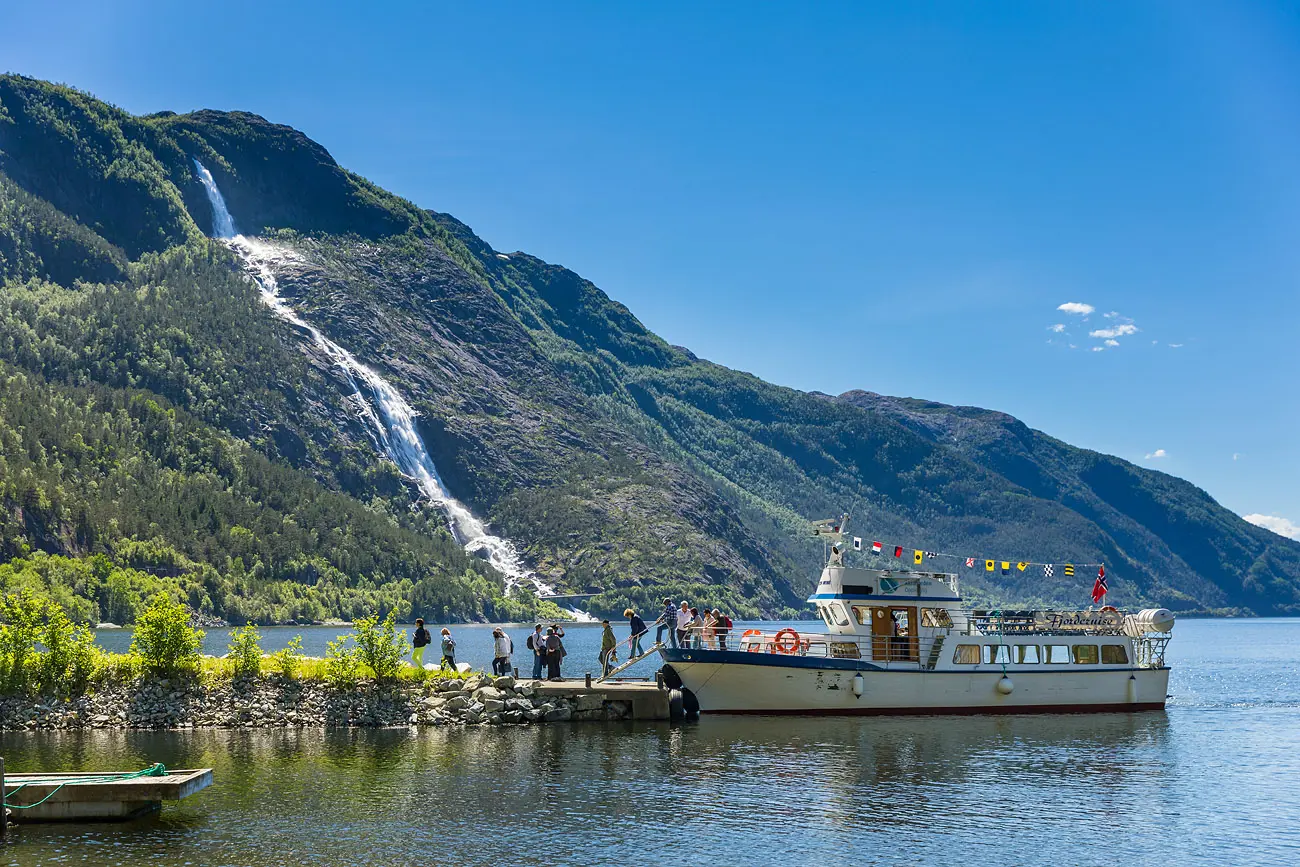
[655,598,677,648]
[714,608,732,651]
[675,601,692,649]
[544,626,565,680]
[411,618,431,667]
[492,627,513,676]
[526,623,546,680]
[439,627,457,671]
[626,608,647,658]
[599,619,618,676]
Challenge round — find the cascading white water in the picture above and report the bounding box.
[193,160,588,614]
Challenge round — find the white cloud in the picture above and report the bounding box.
[1104,311,1119,318]
[1243,514,1300,541]
[1058,302,1095,316]
[1091,346,1105,352]
[1048,323,1066,333]
[1104,339,1120,347]
[1232,453,1241,461]
[1090,324,1139,339]
[1145,449,1167,459]
[1169,343,1183,348]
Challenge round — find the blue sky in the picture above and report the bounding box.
[4,1,1298,533]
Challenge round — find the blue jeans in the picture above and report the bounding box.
[657,623,676,648]
[629,635,643,657]
[532,653,544,680]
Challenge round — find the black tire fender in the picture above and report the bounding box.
[659,664,684,691]
[680,686,700,718]
[668,688,685,722]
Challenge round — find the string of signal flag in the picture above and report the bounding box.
[812,517,1106,581]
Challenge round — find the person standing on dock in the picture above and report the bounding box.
[527,623,546,680]
[544,626,565,680]
[626,608,647,657]
[656,598,677,648]
[600,619,618,676]
[411,618,431,667]
[439,627,457,671]
[492,627,513,676]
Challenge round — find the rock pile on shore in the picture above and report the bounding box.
[0,674,634,731]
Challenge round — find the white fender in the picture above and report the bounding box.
[996,675,1014,695]
[852,673,865,698]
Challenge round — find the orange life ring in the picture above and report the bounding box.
[1101,606,1118,613]
[742,629,763,652]
[773,628,801,654]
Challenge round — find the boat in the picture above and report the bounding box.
[657,524,1174,715]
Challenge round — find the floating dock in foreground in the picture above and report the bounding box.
[2,765,213,823]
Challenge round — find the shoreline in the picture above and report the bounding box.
[0,674,642,731]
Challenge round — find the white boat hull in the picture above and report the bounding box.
[661,651,1169,714]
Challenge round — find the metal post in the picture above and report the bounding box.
[585,672,592,689]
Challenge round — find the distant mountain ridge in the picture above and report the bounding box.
[1,73,1296,623]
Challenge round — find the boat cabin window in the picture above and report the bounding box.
[1072,644,1099,665]
[1044,644,1070,664]
[1014,644,1040,664]
[921,608,953,628]
[829,603,851,627]
[852,605,871,626]
[952,644,980,664]
[1101,644,1129,665]
[817,605,834,628]
[982,645,1010,665]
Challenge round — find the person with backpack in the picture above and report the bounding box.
[714,608,732,651]
[525,623,546,680]
[439,627,457,671]
[492,627,513,676]
[599,619,618,676]
[544,626,566,680]
[625,608,648,658]
[411,618,431,667]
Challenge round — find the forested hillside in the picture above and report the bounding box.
[1,73,1296,624]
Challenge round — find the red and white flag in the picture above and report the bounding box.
[965,557,975,568]
[1091,565,1108,604]
[872,541,882,554]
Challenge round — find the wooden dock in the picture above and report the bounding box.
[529,679,672,720]
[2,766,213,823]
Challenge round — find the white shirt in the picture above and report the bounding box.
[676,608,692,629]
[494,635,513,657]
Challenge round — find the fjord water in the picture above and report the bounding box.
[5,618,1300,867]
[193,162,560,601]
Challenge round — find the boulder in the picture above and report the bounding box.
[473,686,505,703]
[543,705,572,722]
[482,698,505,714]
[494,676,516,690]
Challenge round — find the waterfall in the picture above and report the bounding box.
[194,159,236,239]
[192,161,586,614]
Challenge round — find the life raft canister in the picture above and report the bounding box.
[773,627,801,654]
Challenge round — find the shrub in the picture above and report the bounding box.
[353,612,403,682]
[269,635,304,679]
[0,589,45,692]
[227,624,262,679]
[131,592,203,675]
[37,601,96,694]
[324,635,361,689]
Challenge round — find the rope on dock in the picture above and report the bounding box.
[2,763,168,810]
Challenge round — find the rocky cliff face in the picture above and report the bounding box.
[1,73,1297,621]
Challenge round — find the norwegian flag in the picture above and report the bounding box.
[1043,564,1054,577]
[1091,565,1108,604]
[965,557,975,568]
[872,541,883,554]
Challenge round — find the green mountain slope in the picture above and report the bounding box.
[1,73,1296,621]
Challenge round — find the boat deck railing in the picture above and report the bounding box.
[679,628,947,670]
